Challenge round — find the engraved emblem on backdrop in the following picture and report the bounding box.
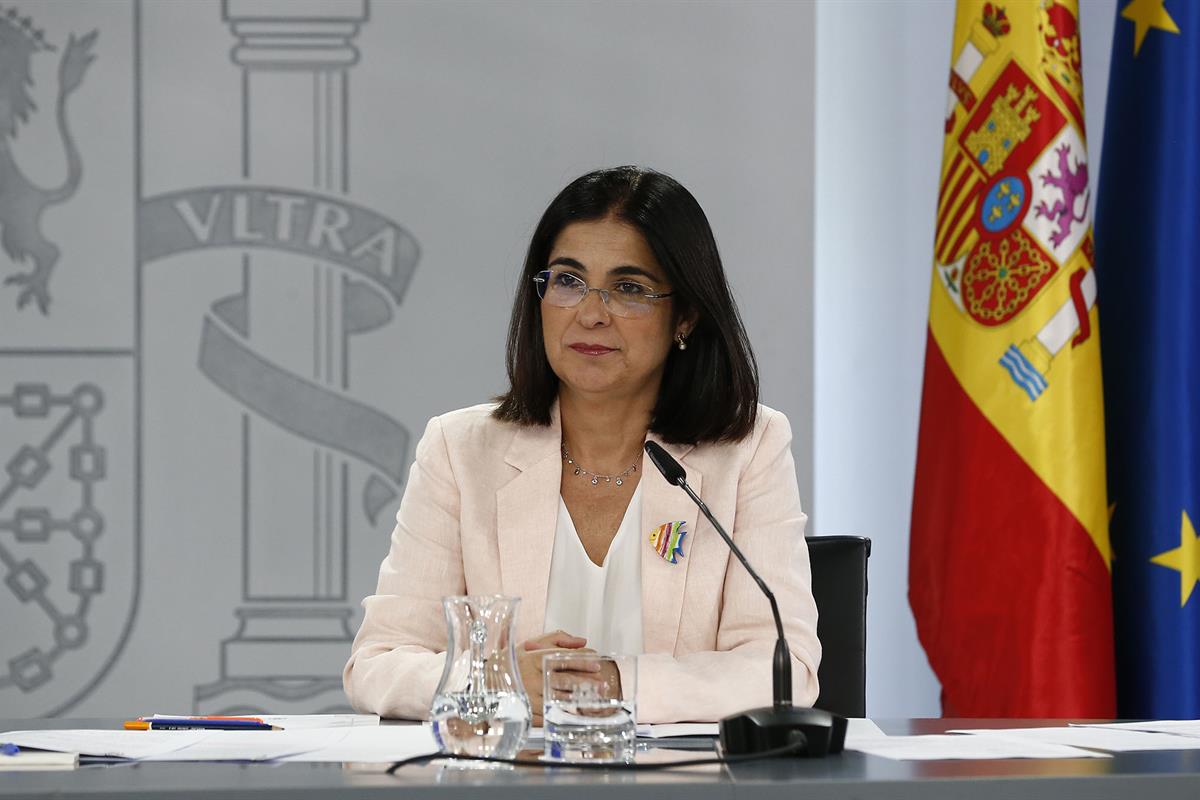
[0,1,132,717]
[0,0,417,715]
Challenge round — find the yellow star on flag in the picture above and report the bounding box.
[1122,0,1181,57]
[1150,509,1200,607]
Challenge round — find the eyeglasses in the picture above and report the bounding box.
[533,270,674,319]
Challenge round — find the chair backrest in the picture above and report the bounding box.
[806,535,871,717]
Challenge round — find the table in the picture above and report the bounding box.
[4,718,1200,799]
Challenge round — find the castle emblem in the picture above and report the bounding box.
[0,7,97,314]
[964,83,1041,178]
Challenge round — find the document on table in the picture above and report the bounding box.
[1073,720,1200,737]
[0,750,79,770]
[0,730,212,760]
[275,726,439,762]
[845,718,886,743]
[137,730,349,762]
[951,726,1200,752]
[258,714,379,729]
[846,734,1108,760]
[0,727,429,763]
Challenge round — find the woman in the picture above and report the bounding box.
[343,166,820,723]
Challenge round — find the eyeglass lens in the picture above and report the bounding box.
[535,270,662,319]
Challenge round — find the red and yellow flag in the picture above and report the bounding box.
[909,0,1114,717]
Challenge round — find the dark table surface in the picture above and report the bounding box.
[3,718,1200,800]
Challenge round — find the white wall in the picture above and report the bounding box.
[813,0,1116,718]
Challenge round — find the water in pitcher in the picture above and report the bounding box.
[431,690,530,758]
[429,596,531,761]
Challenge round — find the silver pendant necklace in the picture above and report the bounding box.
[561,443,639,487]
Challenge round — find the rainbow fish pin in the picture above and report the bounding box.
[649,521,687,564]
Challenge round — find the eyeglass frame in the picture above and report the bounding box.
[532,269,675,318]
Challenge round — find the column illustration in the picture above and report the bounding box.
[193,0,413,714]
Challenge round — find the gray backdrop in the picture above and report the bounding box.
[0,0,815,717]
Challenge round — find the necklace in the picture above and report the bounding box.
[561,443,639,487]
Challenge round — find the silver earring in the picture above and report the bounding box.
[675,333,688,351]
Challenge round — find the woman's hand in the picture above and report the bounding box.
[518,630,590,724]
[544,657,622,717]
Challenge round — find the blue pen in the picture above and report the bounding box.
[137,718,277,731]
[1,743,18,756]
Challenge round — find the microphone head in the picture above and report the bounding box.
[644,441,687,486]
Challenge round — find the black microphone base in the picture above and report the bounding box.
[719,706,847,758]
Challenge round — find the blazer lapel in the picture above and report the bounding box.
[639,436,699,656]
[496,409,562,643]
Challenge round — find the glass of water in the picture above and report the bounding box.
[542,653,636,763]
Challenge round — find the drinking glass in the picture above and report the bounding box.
[542,653,637,763]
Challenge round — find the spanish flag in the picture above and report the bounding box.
[909,1,1114,717]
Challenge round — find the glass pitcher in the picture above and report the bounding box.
[430,595,530,759]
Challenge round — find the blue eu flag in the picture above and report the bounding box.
[1096,0,1200,718]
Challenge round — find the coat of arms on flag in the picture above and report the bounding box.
[935,7,1096,399]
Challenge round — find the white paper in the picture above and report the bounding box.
[952,726,1200,752]
[139,729,350,762]
[846,734,1108,760]
[2,728,362,762]
[1074,720,1200,737]
[275,726,440,763]
[259,714,379,730]
[0,730,210,759]
[844,718,887,743]
[0,750,79,770]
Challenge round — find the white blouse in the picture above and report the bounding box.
[542,482,645,655]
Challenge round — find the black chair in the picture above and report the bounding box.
[806,535,871,717]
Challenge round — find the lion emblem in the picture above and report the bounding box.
[0,8,97,314]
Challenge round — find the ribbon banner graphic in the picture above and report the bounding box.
[140,186,419,523]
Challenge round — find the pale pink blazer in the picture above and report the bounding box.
[343,402,821,722]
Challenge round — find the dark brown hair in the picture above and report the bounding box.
[493,166,758,444]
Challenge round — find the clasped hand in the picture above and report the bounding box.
[518,630,620,724]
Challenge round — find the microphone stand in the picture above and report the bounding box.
[645,442,846,758]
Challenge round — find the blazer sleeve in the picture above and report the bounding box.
[343,415,464,719]
[635,410,822,722]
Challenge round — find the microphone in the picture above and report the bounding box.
[644,441,845,758]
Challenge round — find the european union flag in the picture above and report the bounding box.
[1096,0,1200,718]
